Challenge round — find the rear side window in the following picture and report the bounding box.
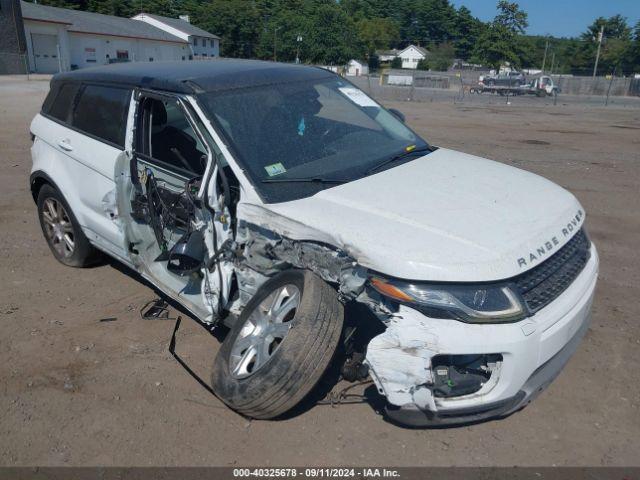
[72,85,131,148]
[45,83,80,123]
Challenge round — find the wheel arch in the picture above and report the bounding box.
[30,171,59,204]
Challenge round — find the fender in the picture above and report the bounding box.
[30,170,63,204]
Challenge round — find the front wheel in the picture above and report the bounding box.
[211,270,344,419]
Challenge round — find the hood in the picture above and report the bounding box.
[240,148,585,282]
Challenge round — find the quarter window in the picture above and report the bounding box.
[46,83,80,123]
[72,85,131,148]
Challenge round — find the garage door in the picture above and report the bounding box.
[31,33,60,73]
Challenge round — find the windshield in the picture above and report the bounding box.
[198,76,429,203]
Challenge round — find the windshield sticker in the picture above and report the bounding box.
[297,116,306,136]
[264,162,287,177]
[338,87,378,108]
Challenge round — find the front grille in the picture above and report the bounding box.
[514,229,591,313]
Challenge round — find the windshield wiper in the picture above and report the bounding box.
[366,145,433,175]
[261,177,348,185]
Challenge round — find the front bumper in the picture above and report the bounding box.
[365,245,599,427]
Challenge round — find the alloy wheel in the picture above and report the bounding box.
[41,197,75,258]
[229,284,300,379]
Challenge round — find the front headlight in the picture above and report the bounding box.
[370,276,527,323]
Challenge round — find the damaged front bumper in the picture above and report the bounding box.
[365,246,599,427]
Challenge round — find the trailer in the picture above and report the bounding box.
[470,75,560,97]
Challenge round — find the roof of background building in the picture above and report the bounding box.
[52,59,336,94]
[19,1,187,43]
[134,13,220,39]
[375,49,400,56]
[399,45,429,57]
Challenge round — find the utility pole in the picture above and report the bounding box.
[549,51,555,75]
[295,35,302,64]
[273,26,281,62]
[541,38,549,73]
[592,25,604,79]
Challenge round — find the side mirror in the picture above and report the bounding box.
[389,108,405,123]
[167,230,205,276]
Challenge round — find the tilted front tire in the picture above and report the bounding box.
[211,270,344,419]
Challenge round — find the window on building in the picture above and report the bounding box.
[193,37,198,46]
[203,53,207,57]
[45,83,80,123]
[117,50,129,60]
[72,85,132,148]
[149,57,154,61]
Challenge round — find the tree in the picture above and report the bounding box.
[29,0,88,9]
[302,3,364,65]
[416,58,429,70]
[426,42,454,70]
[88,0,135,17]
[357,17,400,55]
[631,21,640,72]
[196,0,261,58]
[454,6,483,60]
[471,1,527,68]
[494,0,528,34]
[390,56,402,68]
[579,15,634,75]
[255,8,308,62]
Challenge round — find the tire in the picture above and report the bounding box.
[37,184,99,267]
[211,270,344,419]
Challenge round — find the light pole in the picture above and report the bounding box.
[273,26,281,62]
[296,35,302,64]
[592,25,604,79]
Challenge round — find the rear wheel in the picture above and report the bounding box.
[211,270,344,419]
[37,184,99,267]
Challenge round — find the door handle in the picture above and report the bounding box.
[57,140,73,152]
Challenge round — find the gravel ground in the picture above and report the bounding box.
[1,76,639,466]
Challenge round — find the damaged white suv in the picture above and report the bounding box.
[30,60,598,426]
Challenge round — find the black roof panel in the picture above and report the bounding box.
[52,59,336,94]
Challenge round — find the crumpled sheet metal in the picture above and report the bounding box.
[365,306,439,411]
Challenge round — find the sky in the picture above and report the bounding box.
[451,0,640,38]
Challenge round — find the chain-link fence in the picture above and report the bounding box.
[345,69,640,107]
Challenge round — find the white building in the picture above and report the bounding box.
[345,59,368,77]
[19,1,219,73]
[397,45,428,69]
[375,49,400,63]
[132,13,219,58]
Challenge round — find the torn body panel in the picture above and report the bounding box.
[365,249,597,422]
[232,219,367,312]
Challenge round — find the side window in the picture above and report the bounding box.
[46,83,80,123]
[72,85,131,148]
[142,98,207,176]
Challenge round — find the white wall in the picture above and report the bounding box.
[399,46,425,70]
[346,60,368,76]
[67,32,190,69]
[24,20,71,73]
[132,14,220,58]
[191,36,219,57]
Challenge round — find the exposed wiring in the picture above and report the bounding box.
[317,379,373,407]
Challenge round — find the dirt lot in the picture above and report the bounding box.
[1,76,639,467]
